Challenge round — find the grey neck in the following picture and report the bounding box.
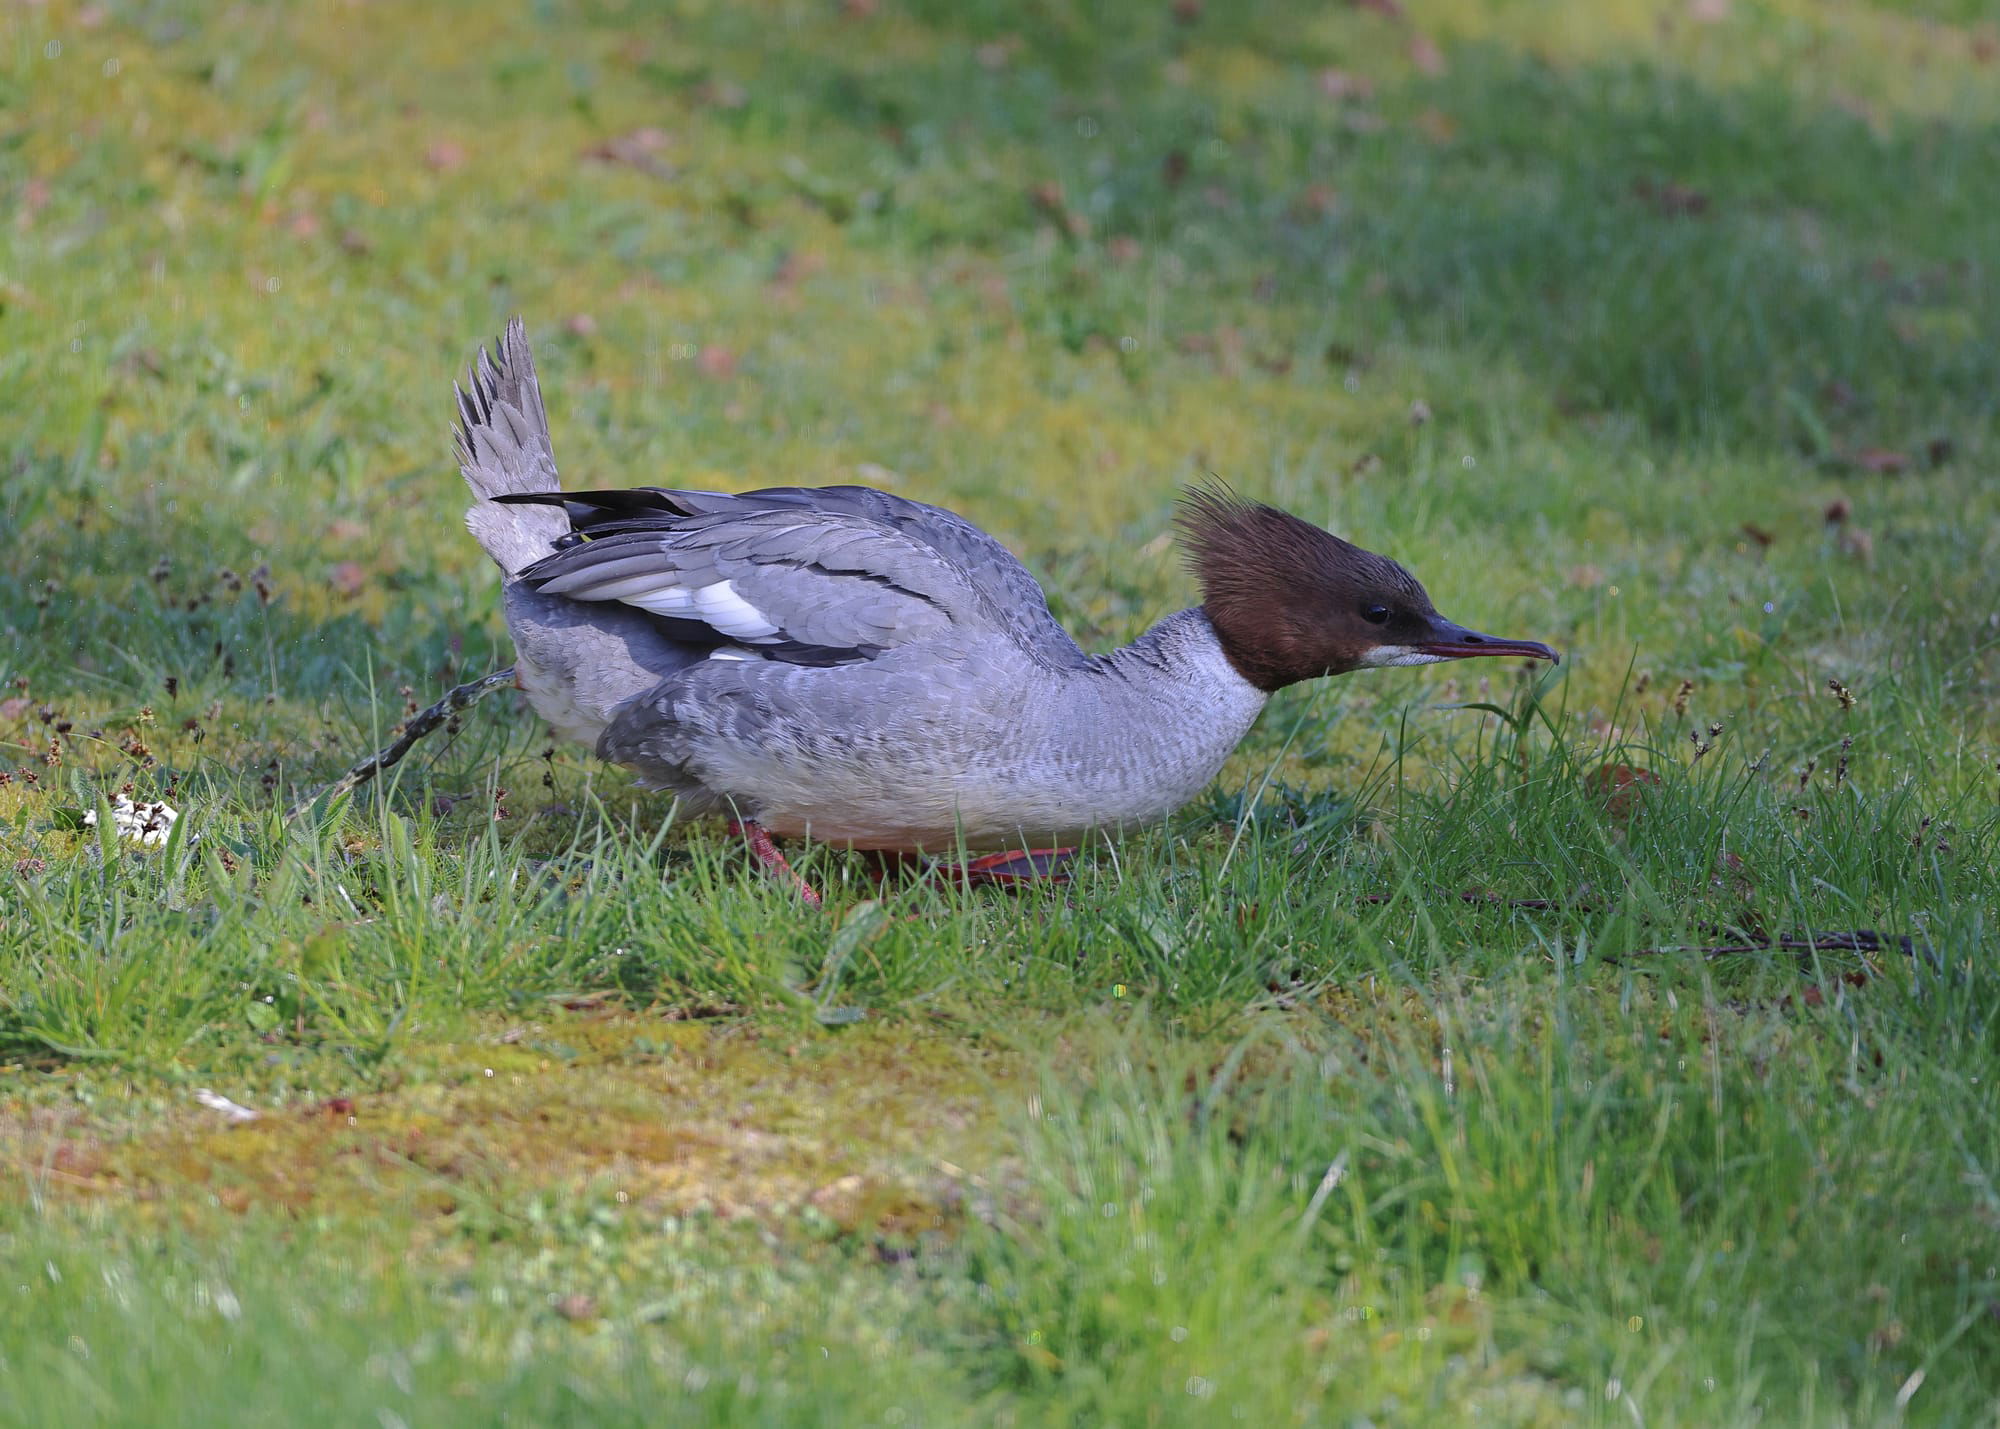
[1089,607,1258,691]
[1005,608,1269,825]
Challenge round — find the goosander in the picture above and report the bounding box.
[453,320,1558,902]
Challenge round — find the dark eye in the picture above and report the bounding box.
[1362,605,1390,625]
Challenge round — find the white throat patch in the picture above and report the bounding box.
[1353,645,1451,668]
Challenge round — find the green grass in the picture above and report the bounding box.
[4,0,1999,1421]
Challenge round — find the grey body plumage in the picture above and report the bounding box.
[454,320,1265,852]
[453,320,1555,857]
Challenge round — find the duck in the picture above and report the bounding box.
[453,319,1558,903]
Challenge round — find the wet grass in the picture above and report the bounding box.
[4,0,2000,1422]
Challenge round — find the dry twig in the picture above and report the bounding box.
[286,667,518,821]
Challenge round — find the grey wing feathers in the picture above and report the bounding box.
[456,319,568,575]
[530,484,1086,667]
[517,503,971,664]
[694,485,1070,654]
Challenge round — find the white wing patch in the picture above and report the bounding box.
[615,578,780,640]
[692,580,781,639]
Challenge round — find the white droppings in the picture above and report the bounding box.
[193,1089,258,1124]
[706,646,762,662]
[83,795,178,846]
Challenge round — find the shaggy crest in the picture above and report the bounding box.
[1174,484,1438,691]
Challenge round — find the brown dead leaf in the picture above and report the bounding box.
[329,562,366,598]
[1634,177,1709,217]
[693,80,748,111]
[582,127,677,179]
[1318,69,1374,101]
[769,248,826,296]
[17,177,52,229]
[976,39,1020,70]
[1029,182,1092,236]
[1588,763,1661,825]
[1830,93,1884,135]
[1414,107,1457,142]
[807,1173,869,1229]
[1294,184,1338,218]
[1850,447,1908,474]
[1740,522,1774,549]
[810,1175,865,1207]
[52,1140,107,1180]
[1869,1319,1906,1351]
[0,276,42,312]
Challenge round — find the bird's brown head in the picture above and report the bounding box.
[1175,486,1559,692]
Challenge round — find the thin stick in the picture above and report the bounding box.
[1361,889,1597,912]
[1355,888,1922,963]
[286,666,518,821]
[1618,929,1917,960]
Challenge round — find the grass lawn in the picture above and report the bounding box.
[5,0,1999,1421]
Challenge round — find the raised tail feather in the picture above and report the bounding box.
[455,318,569,576]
